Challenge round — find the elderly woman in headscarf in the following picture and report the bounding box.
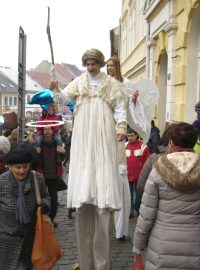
[0,143,50,270]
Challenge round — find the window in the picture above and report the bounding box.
[9,97,12,106]
[4,96,8,106]
[129,8,136,53]
[140,0,146,40]
[122,24,127,61]
[14,97,17,106]
[27,95,31,103]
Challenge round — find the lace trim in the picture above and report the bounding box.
[66,72,125,113]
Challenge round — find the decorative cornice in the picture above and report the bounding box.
[164,16,178,33]
[147,38,157,48]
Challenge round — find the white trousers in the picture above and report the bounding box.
[75,204,114,270]
[114,168,131,239]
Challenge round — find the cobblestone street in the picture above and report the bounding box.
[52,165,136,270]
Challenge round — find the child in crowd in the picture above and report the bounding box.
[36,103,62,153]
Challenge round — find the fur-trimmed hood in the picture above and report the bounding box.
[155,152,200,191]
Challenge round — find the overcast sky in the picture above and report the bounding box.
[0,0,121,70]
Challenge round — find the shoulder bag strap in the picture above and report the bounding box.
[32,170,41,205]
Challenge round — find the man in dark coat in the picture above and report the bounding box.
[36,126,65,227]
[147,120,160,154]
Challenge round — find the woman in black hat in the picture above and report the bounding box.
[0,143,50,270]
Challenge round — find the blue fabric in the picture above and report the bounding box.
[67,101,74,112]
[53,134,62,146]
[29,89,54,106]
[40,104,48,112]
[36,135,43,148]
[36,134,62,147]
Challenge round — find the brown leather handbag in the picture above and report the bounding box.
[31,171,64,270]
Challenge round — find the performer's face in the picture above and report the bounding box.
[107,60,115,77]
[86,59,100,76]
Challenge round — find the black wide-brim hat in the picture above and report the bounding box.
[6,143,33,165]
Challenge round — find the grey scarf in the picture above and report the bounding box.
[16,180,31,224]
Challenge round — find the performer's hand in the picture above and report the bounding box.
[117,133,126,142]
[48,81,56,90]
[132,90,139,103]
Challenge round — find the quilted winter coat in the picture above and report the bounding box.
[133,151,200,270]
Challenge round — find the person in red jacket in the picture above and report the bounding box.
[126,128,150,218]
[36,103,62,153]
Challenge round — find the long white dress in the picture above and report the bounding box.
[115,141,131,238]
[62,72,126,210]
[114,80,131,239]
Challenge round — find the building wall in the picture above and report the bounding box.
[120,0,146,82]
[34,61,70,87]
[120,0,200,132]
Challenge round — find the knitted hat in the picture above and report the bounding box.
[0,136,11,154]
[195,101,200,113]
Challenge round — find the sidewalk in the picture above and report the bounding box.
[53,165,136,270]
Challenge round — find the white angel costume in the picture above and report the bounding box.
[62,72,127,210]
[114,77,159,239]
[125,78,159,143]
[61,71,127,269]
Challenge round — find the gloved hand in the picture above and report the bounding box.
[39,202,50,214]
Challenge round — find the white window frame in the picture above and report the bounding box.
[14,96,17,106]
[129,7,136,53]
[27,94,31,103]
[4,96,8,106]
[122,24,127,61]
[140,0,146,40]
[9,96,12,106]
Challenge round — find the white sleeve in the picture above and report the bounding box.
[114,100,127,123]
[60,90,72,105]
[60,77,80,105]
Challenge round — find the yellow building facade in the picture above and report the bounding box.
[120,0,200,132]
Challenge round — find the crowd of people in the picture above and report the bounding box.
[0,48,200,270]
